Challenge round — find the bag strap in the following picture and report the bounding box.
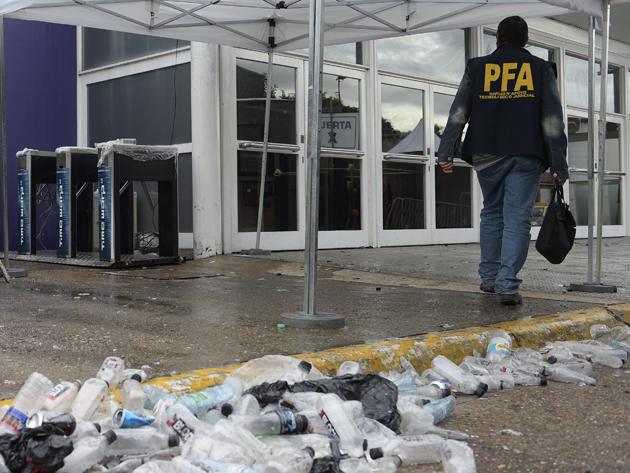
[554,181,566,204]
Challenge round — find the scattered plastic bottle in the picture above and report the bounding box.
[58,430,118,472]
[441,439,477,473]
[422,395,457,425]
[70,419,102,440]
[174,384,235,415]
[557,359,593,376]
[371,434,445,465]
[415,380,452,399]
[159,403,212,443]
[336,360,362,376]
[459,362,489,376]
[281,361,313,384]
[317,393,367,457]
[592,353,624,368]
[0,372,53,434]
[393,374,417,392]
[144,384,177,411]
[96,356,125,388]
[229,409,309,437]
[607,340,630,357]
[71,378,110,421]
[431,356,488,397]
[260,446,315,473]
[485,330,512,362]
[120,374,145,415]
[42,379,81,413]
[187,457,262,473]
[544,365,596,385]
[232,394,261,416]
[105,427,179,456]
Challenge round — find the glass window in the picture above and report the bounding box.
[236,59,296,145]
[237,151,297,232]
[383,162,425,229]
[88,64,191,146]
[381,85,424,155]
[321,74,360,150]
[83,28,188,70]
[565,55,619,113]
[434,92,472,229]
[294,43,362,64]
[377,30,466,83]
[483,33,553,61]
[319,157,362,231]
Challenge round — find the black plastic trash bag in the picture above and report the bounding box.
[0,421,74,473]
[244,373,401,433]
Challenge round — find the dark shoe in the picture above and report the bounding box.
[480,282,495,293]
[499,293,522,306]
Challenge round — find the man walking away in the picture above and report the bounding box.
[437,16,569,305]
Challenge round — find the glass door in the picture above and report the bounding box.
[378,77,431,246]
[566,113,625,238]
[232,51,305,251]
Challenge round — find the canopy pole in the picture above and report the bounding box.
[281,0,343,328]
[242,20,276,256]
[570,6,615,293]
[594,0,615,291]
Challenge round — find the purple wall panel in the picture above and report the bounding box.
[1,19,77,251]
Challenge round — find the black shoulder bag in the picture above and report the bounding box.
[535,182,576,264]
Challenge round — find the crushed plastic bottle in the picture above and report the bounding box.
[174,384,235,415]
[441,439,477,473]
[105,427,179,456]
[96,356,126,388]
[71,377,109,421]
[42,379,81,413]
[0,372,53,434]
[259,446,315,473]
[58,430,117,472]
[228,410,309,437]
[431,356,488,397]
[121,374,145,415]
[422,395,457,424]
[369,434,446,465]
[316,393,367,457]
[544,365,597,385]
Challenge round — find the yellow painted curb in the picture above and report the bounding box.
[144,304,629,395]
[1,305,627,408]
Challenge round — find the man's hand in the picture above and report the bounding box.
[557,179,566,186]
[439,162,454,174]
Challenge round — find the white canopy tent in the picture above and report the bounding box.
[0,0,614,319]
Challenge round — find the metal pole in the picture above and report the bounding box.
[1,16,10,282]
[242,21,275,256]
[281,0,343,328]
[595,0,609,284]
[586,16,596,284]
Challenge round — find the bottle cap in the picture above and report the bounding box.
[298,361,312,373]
[474,383,488,398]
[539,375,548,386]
[103,430,117,445]
[421,399,431,405]
[391,455,403,467]
[221,403,233,417]
[303,446,315,458]
[74,379,83,389]
[295,414,309,433]
[369,447,384,460]
[363,438,368,451]
[93,422,102,433]
[131,374,142,382]
[547,356,558,364]
[168,434,180,448]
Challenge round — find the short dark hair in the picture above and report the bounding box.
[497,16,528,47]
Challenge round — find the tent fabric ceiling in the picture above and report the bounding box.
[1,0,604,52]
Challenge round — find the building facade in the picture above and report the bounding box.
[3,15,630,256]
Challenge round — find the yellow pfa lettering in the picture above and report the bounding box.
[514,63,533,91]
[484,64,501,91]
[484,62,534,93]
[501,63,518,92]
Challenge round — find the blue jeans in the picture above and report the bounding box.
[477,156,546,294]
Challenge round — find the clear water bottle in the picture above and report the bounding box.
[42,379,81,413]
[558,360,593,376]
[70,419,101,440]
[260,446,315,473]
[96,356,125,389]
[370,434,445,466]
[0,372,53,434]
[415,380,452,400]
[431,355,487,397]
[422,395,457,425]
[70,378,109,421]
[228,410,309,437]
[441,439,477,473]
[58,430,117,472]
[174,384,235,415]
[592,353,624,369]
[105,427,179,456]
[232,394,261,416]
[120,374,145,415]
[144,384,177,411]
[485,330,512,362]
[337,361,361,376]
[159,403,212,443]
[544,365,596,385]
[316,393,366,457]
[393,374,417,393]
[459,362,489,376]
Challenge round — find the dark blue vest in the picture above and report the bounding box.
[461,44,556,164]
